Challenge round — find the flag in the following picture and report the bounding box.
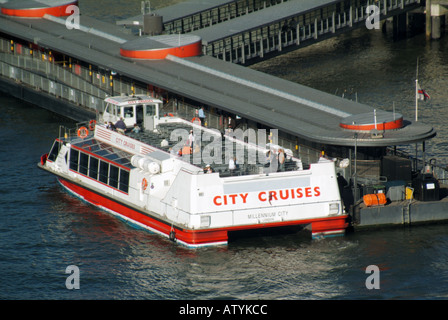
[417,83,430,101]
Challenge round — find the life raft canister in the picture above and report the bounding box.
[363,193,387,207]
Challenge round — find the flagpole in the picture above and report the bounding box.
[415,79,418,121]
[415,57,419,122]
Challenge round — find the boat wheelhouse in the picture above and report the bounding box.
[102,95,164,131]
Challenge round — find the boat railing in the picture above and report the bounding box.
[58,121,95,142]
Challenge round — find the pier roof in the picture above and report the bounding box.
[118,0,234,26]
[0,11,436,147]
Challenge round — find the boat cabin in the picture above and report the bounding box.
[101,95,163,131]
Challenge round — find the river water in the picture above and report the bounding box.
[2,0,448,303]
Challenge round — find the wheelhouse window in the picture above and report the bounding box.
[48,140,61,162]
[146,104,156,116]
[124,106,134,119]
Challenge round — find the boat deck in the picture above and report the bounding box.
[122,120,302,176]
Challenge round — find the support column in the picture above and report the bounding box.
[332,11,336,33]
[393,12,407,40]
[432,15,442,39]
[426,0,432,40]
[430,4,447,40]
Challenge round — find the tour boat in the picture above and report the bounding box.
[38,95,348,248]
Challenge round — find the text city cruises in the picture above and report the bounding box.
[38,95,348,247]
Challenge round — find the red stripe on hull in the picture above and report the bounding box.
[58,178,348,247]
[58,178,228,247]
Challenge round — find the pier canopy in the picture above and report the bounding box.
[1,0,78,18]
[120,35,202,60]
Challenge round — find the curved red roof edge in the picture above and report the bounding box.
[120,40,202,60]
[340,117,404,131]
[1,1,78,18]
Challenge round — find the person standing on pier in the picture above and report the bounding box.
[198,106,206,126]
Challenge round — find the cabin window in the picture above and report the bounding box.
[69,149,79,171]
[119,170,130,193]
[68,147,130,194]
[79,152,89,175]
[99,160,109,184]
[109,165,119,188]
[48,140,61,162]
[146,104,156,116]
[89,157,99,179]
[124,106,134,119]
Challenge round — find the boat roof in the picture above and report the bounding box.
[70,137,134,169]
[104,95,163,106]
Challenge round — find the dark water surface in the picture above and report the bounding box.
[2,0,448,301]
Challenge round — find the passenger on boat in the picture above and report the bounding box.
[278,149,285,171]
[229,156,236,174]
[107,121,116,131]
[115,117,126,134]
[131,123,141,133]
[204,164,213,174]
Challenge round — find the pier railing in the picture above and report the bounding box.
[162,0,291,34]
[0,51,108,112]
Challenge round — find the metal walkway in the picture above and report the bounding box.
[118,0,289,34]
[190,0,420,64]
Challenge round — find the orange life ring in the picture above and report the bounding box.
[77,126,89,139]
[142,178,148,191]
[191,117,201,123]
[89,119,97,130]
